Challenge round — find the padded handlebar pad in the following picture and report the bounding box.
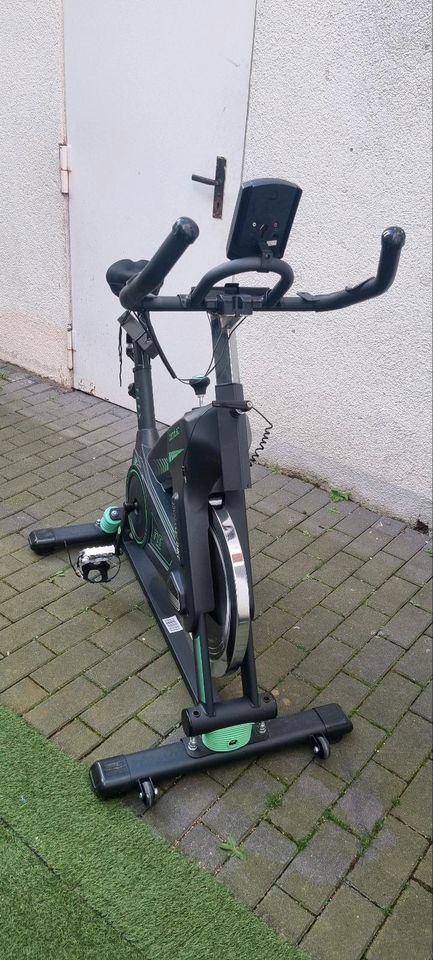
[119,217,199,309]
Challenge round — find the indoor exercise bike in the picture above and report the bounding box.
[29,178,405,806]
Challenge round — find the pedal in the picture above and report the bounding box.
[77,545,117,583]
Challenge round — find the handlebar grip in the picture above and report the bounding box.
[119,217,199,309]
[375,226,406,292]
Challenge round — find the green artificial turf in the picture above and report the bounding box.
[0,707,306,960]
[0,824,137,960]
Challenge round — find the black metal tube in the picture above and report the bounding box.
[182,692,276,736]
[119,218,199,309]
[189,255,294,307]
[29,521,119,555]
[194,613,216,716]
[133,345,157,432]
[130,227,405,315]
[241,628,261,707]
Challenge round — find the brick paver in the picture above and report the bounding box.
[395,633,432,684]
[367,576,418,615]
[177,821,232,873]
[375,711,432,781]
[255,885,314,942]
[394,761,432,839]
[348,815,428,908]
[24,676,102,736]
[267,765,342,840]
[334,760,405,835]
[301,883,383,960]
[348,635,402,684]
[358,670,420,730]
[0,362,431,960]
[367,881,432,960]
[218,821,297,908]
[414,844,432,889]
[278,820,360,913]
[411,680,433,722]
[379,602,432,648]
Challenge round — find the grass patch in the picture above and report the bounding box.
[48,566,69,584]
[219,834,247,861]
[329,489,351,502]
[321,808,354,833]
[0,707,305,960]
[359,818,385,853]
[266,792,283,810]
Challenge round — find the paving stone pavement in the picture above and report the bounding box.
[0,362,432,960]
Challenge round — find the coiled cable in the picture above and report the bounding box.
[249,406,273,465]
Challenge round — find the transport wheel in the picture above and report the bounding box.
[138,778,159,808]
[312,735,331,760]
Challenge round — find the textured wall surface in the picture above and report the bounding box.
[242,0,432,524]
[0,0,70,383]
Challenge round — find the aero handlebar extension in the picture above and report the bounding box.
[119,217,199,310]
[119,219,405,314]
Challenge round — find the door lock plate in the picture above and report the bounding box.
[192,156,226,219]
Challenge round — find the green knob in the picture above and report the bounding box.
[99,507,121,534]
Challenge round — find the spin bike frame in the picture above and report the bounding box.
[29,216,405,800]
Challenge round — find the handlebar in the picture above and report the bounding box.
[118,223,405,315]
[291,226,406,312]
[119,217,199,309]
[189,256,295,308]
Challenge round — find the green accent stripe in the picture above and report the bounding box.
[154,456,169,473]
[168,448,184,464]
[194,635,206,703]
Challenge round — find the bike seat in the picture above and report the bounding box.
[106,259,149,297]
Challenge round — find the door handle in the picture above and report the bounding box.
[191,156,226,219]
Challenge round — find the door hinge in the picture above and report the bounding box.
[67,323,75,370]
[59,143,72,194]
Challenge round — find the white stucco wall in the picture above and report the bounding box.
[1,1,431,525]
[242,0,432,525]
[0,0,70,384]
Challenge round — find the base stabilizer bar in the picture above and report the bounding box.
[28,521,118,555]
[89,703,352,799]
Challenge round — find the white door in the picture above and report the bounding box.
[64,0,256,423]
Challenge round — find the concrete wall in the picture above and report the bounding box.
[242,0,432,525]
[0,0,71,384]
